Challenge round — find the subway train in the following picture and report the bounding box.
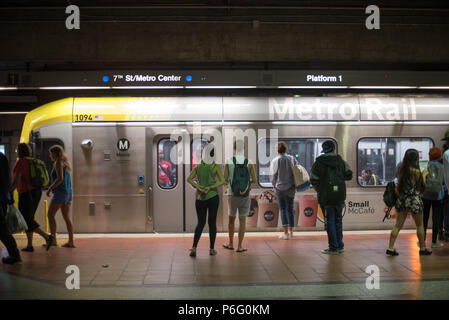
[18,95,449,233]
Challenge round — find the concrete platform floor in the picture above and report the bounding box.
[1,231,449,299]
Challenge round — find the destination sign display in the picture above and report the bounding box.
[1,70,449,89]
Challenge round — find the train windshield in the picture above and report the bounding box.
[357,137,434,187]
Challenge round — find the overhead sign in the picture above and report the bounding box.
[1,70,449,89]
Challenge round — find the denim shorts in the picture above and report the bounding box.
[52,191,73,205]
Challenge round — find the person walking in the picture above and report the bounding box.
[387,149,432,256]
[270,141,296,240]
[187,144,225,257]
[310,140,352,254]
[223,140,257,253]
[0,152,21,264]
[421,147,445,249]
[11,143,53,252]
[46,145,75,248]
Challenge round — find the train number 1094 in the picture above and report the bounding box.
[75,114,93,121]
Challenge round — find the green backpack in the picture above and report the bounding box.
[231,157,251,197]
[26,157,50,189]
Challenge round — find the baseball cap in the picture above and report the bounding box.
[321,140,335,154]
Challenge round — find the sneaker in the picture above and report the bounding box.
[431,242,444,248]
[279,233,290,240]
[386,249,399,256]
[321,249,339,255]
[337,248,345,253]
[209,249,217,256]
[46,235,55,251]
[2,256,22,265]
[189,248,196,257]
[419,248,432,255]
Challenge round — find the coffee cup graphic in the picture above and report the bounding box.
[247,196,259,228]
[299,195,318,227]
[257,190,279,228]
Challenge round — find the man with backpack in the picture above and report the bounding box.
[310,140,353,254]
[421,147,445,248]
[0,152,22,264]
[223,140,257,253]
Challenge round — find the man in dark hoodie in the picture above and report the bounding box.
[310,140,353,254]
[0,152,21,264]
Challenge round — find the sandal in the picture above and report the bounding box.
[236,248,247,253]
[222,244,234,250]
[62,243,76,248]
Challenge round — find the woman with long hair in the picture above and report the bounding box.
[187,143,225,257]
[46,145,75,248]
[387,148,432,256]
[11,143,53,252]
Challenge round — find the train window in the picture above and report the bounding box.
[191,138,209,171]
[357,137,434,187]
[157,139,178,189]
[33,138,65,174]
[258,138,336,188]
[0,144,5,155]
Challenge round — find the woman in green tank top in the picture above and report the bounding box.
[187,145,225,257]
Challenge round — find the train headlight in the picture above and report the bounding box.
[81,139,93,150]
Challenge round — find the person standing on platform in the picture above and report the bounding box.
[442,131,449,241]
[421,147,445,248]
[387,149,432,256]
[270,141,296,240]
[223,140,257,253]
[11,143,53,252]
[46,145,75,248]
[310,140,352,254]
[0,152,21,264]
[187,144,225,257]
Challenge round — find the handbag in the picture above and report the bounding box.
[6,204,28,234]
[291,156,310,188]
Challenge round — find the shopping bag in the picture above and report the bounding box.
[6,204,28,234]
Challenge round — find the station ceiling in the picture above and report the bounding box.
[1,1,449,24]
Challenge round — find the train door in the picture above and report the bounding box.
[146,128,185,232]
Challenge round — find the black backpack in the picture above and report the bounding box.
[231,157,251,197]
[320,161,346,206]
[383,181,397,208]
